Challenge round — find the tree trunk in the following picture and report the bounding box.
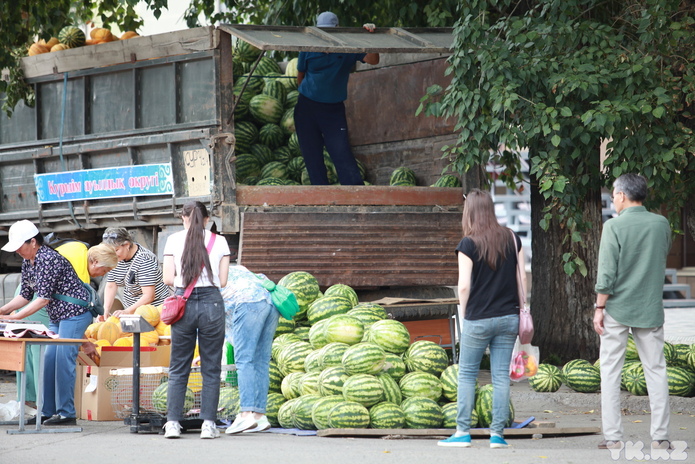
[530,177,603,362]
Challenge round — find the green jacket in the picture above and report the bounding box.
[595,206,671,328]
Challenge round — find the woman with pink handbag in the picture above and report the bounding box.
[160,201,231,439]
[438,189,527,450]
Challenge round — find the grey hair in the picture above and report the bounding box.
[614,174,647,202]
[102,227,134,247]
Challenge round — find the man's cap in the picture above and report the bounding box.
[317,12,339,27]
[2,220,39,252]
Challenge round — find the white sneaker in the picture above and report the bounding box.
[243,416,271,433]
[200,422,220,439]
[225,415,257,435]
[163,421,182,439]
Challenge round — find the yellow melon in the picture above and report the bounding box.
[187,372,203,393]
[120,31,139,40]
[85,322,102,339]
[95,339,111,347]
[135,304,160,327]
[154,321,170,337]
[113,336,134,347]
[139,330,159,346]
[106,315,121,326]
[97,321,122,345]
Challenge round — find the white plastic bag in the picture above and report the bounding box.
[0,400,37,421]
[509,336,540,382]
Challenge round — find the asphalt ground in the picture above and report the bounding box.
[1,369,693,464]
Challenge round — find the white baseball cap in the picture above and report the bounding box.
[317,12,339,27]
[2,220,39,252]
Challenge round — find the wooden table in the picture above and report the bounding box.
[0,337,85,434]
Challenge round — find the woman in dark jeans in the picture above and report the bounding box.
[161,201,230,439]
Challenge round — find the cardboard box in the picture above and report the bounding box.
[76,345,170,421]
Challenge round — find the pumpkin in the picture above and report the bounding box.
[28,43,50,56]
[120,31,139,40]
[97,321,122,345]
[50,43,70,52]
[90,27,112,41]
[39,37,60,48]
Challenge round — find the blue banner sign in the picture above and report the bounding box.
[35,163,174,204]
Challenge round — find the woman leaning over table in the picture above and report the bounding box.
[0,220,95,426]
[161,201,230,439]
[100,227,170,319]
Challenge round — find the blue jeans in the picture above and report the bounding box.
[44,310,92,418]
[456,314,519,435]
[168,287,225,422]
[294,94,364,186]
[231,299,279,413]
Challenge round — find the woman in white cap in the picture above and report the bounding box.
[294,12,379,185]
[0,220,95,425]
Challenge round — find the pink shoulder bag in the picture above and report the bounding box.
[511,230,534,344]
[161,234,217,325]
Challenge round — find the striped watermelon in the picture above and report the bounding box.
[564,364,601,393]
[279,271,320,308]
[261,161,289,180]
[300,167,311,185]
[262,79,288,106]
[673,344,691,368]
[286,156,306,182]
[528,364,563,392]
[431,175,462,188]
[272,333,301,361]
[324,315,364,345]
[621,359,642,390]
[625,334,640,361]
[287,132,301,157]
[342,342,387,375]
[308,318,330,350]
[327,401,370,428]
[342,374,385,407]
[235,153,262,181]
[274,316,296,336]
[266,392,286,426]
[256,177,285,186]
[304,350,323,373]
[475,384,514,428]
[666,366,693,397]
[324,284,359,307]
[381,352,407,381]
[311,395,344,429]
[622,362,647,396]
[250,143,274,166]
[367,319,411,354]
[277,340,313,376]
[285,90,299,110]
[292,394,321,430]
[441,402,457,428]
[252,56,283,77]
[234,74,264,95]
[440,364,459,401]
[293,325,311,342]
[234,121,258,153]
[686,344,695,371]
[283,58,299,88]
[217,386,240,419]
[377,373,402,405]
[401,397,443,429]
[346,308,386,331]
[399,371,443,401]
[268,360,283,393]
[663,341,676,366]
[317,366,350,396]
[250,94,284,125]
[151,382,194,414]
[279,109,296,137]
[258,123,286,149]
[561,359,592,381]
[307,295,353,325]
[404,340,450,376]
[272,146,294,164]
[233,89,254,119]
[281,372,304,400]
[389,167,417,186]
[240,176,260,185]
[318,342,351,369]
[277,397,299,428]
[369,402,406,429]
[59,26,86,48]
[234,40,262,63]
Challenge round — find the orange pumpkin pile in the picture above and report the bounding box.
[27,27,140,56]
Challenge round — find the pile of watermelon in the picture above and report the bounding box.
[529,334,695,397]
[261,270,514,430]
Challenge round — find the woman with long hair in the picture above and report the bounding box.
[439,189,526,449]
[161,201,231,439]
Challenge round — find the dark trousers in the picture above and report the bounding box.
[294,94,364,185]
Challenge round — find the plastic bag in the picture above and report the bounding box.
[0,401,37,421]
[509,336,540,382]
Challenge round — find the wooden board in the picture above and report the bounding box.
[317,426,601,438]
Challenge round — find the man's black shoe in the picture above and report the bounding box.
[43,415,77,426]
[26,415,51,425]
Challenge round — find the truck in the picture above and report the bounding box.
[0,25,464,312]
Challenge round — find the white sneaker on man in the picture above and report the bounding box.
[163,421,182,439]
[225,415,257,435]
[242,416,271,433]
[200,421,220,439]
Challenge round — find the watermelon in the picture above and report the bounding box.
[311,395,344,430]
[342,342,387,375]
[272,146,294,164]
[234,74,264,95]
[286,157,306,182]
[440,364,459,401]
[324,284,359,307]
[377,373,402,405]
[234,121,258,153]
[258,123,286,149]
[283,58,299,87]
[232,55,246,79]
[369,402,406,429]
[281,372,304,400]
[673,344,691,368]
[277,398,299,428]
[346,308,386,331]
[255,177,285,186]
[441,402,458,428]
[292,394,322,430]
[563,364,601,393]
[367,319,411,354]
[666,366,693,397]
[622,363,647,396]
[686,344,695,371]
[529,364,563,392]
[58,26,86,48]
[389,167,417,186]
[304,350,323,374]
[401,397,443,428]
[235,40,263,63]
[324,315,364,345]
[663,341,677,366]
[262,79,288,106]
[399,371,443,401]
[307,295,353,325]
[279,271,320,308]
[261,161,289,180]
[381,353,407,381]
[309,319,330,350]
[327,401,371,429]
[217,386,240,419]
[272,333,302,361]
[431,174,462,188]
[561,359,592,381]
[318,342,351,369]
[235,153,262,182]
[285,90,299,110]
[253,56,283,76]
[233,89,254,119]
[475,384,514,428]
[151,382,194,414]
[268,360,283,393]
[266,392,286,426]
[621,359,642,390]
[293,325,311,342]
[404,340,449,376]
[277,340,313,376]
[625,334,640,361]
[287,132,301,157]
[250,94,284,125]
[342,374,385,407]
[250,144,274,166]
[240,176,260,186]
[274,316,296,337]
[318,366,350,396]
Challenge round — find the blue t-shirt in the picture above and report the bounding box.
[297,52,367,103]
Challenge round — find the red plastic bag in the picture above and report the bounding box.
[509,336,540,382]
